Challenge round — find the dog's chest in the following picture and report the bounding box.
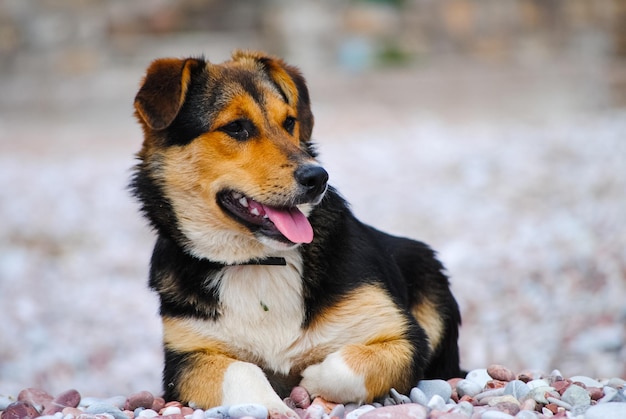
[211,253,305,372]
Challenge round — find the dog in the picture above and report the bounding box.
[130,50,461,418]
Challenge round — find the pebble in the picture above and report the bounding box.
[390,388,411,404]
[487,365,516,382]
[329,404,345,418]
[456,379,483,398]
[525,379,550,390]
[345,404,375,419]
[204,405,230,419]
[2,401,40,419]
[227,403,268,419]
[466,369,492,388]
[449,400,473,416]
[359,404,428,419]
[18,388,54,412]
[561,384,591,407]
[584,402,626,419]
[289,386,311,409]
[514,411,537,419]
[44,390,81,415]
[125,392,154,411]
[503,380,529,400]
[408,388,428,406]
[426,395,446,411]
[599,386,618,403]
[569,376,602,388]
[161,406,181,416]
[417,379,452,401]
[480,411,514,419]
[137,409,158,418]
[84,402,128,419]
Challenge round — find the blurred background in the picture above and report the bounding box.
[1,0,625,397]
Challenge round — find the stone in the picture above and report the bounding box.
[0,395,16,411]
[302,404,324,419]
[466,369,491,389]
[584,403,626,419]
[44,389,81,415]
[84,402,128,419]
[2,401,40,419]
[487,365,516,382]
[345,404,375,419]
[599,386,618,403]
[62,407,83,417]
[204,405,230,419]
[190,409,204,419]
[125,391,154,411]
[18,388,54,412]
[480,410,514,419]
[359,404,428,419]
[408,388,428,406]
[526,387,554,405]
[289,386,311,409]
[569,376,602,388]
[427,394,446,411]
[514,411,537,419]
[417,379,452,401]
[390,388,411,404]
[606,378,626,389]
[456,379,483,398]
[151,398,165,412]
[526,379,549,390]
[552,380,571,395]
[561,384,591,407]
[449,400,473,416]
[137,408,158,418]
[503,380,529,400]
[329,404,345,418]
[228,403,268,419]
[161,406,182,416]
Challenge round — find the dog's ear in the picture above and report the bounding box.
[233,51,314,142]
[134,58,202,130]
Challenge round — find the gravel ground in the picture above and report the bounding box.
[0,52,625,401]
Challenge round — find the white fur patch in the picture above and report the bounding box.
[187,250,305,373]
[223,361,298,418]
[300,350,368,403]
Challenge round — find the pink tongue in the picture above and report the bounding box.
[262,205,313,244]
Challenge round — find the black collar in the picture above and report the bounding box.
[232,256,287,266]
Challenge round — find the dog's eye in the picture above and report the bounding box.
[283,116,297,135]
[220,119,256,141]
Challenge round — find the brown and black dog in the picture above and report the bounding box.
[131,50,461,418]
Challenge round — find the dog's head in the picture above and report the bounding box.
[131,50,328,263]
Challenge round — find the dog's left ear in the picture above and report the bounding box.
[233,51,314,143]
[134,58,203,130]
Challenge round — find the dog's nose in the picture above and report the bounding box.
[295,165,329,199]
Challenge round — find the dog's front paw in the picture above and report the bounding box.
[300,351,368,404]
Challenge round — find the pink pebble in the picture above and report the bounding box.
[487,364,516,382]
[125,391,155,411]
[18,388,54,413]
[44,389,81,415]
[181,407,194,416]
[290,386,311,409]
[151,397,166,412]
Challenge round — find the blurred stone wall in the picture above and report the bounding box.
[1,0,623,73]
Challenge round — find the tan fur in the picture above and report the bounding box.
[411,298,445,352]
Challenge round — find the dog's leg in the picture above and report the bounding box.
[175,351,298,419]
[300,338,416,404]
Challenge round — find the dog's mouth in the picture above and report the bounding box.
[217,191,314,244]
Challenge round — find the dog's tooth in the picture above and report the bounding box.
[232,192,243,200]
[239,197,249,207]
[250,207,260,216]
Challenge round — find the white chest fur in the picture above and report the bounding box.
[208,251,305,373]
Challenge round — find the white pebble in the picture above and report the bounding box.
[138,409,159,418]
[481,411,514,419]
[569,376,602,388]
[190,409,205,419]
[466,369,491,388]
[585,402,626,419]
[345,404,375,419]
[228,403,268,419]
[526,379,550,390]
[427,394,446,411]
[162,406,182,416]
[456,379,483,397]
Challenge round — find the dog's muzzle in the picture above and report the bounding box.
[295,164,329,204]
